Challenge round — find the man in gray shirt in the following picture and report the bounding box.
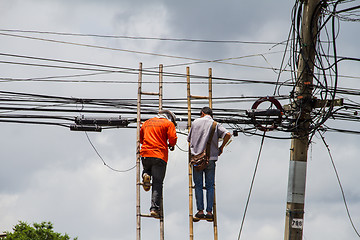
[187,107,231,221]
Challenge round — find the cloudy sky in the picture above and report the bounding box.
[0,0,359,240]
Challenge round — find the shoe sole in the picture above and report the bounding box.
[151,211,160,219]
[143,174,151,191]
[205,214,214,222]
[193,213,205,222]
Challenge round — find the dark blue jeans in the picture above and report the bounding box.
[141,157,167,212]
[193,160,216,213]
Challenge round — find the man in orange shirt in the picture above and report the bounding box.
[140,110,177,218]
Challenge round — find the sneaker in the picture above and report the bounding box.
[150,209,160,219]
[142,173,151,191]
[193,211,205,222]
[205,213,214,222]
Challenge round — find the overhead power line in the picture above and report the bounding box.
[319,132,360,238]
[1,51,359,85]
[0,29,288,45]
[0,32,291,71]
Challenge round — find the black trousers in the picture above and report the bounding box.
[141,157,167,211]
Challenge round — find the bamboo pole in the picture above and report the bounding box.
[209,68,218,240]
[159,64,165,240]
[213,187,218,240]
[136,62,143,240]
[208,68,213,108]
[187,67,194,240]
[159,64,163,111]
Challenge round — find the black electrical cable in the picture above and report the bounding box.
[0,1,358,137]
[175,142,188,152]
[0,32,288,70]
[319,132,360,238]
[0,29,288,45]
[0,119,69,128]
[237,131,266,240]
[1,50,358,85]
[324,126,360,135]
[84,131,136,173]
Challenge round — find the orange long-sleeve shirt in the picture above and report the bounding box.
[140,117,177,162]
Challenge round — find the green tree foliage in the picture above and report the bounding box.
[3,221,78,240]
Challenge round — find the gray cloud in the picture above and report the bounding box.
[0,0,359,240]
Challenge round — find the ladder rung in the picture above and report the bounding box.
[193,218,214,222]
[142,91,160,96]
[190,95,209,99]
[137,182,152,186]
[140,214,161,219]
[191,186,214,189]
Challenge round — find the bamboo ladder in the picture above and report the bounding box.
[187,67,218,240]
[136,63,165,240]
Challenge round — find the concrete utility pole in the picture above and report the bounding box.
[284,0,323,239]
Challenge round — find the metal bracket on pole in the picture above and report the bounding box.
[284,98,343,111]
